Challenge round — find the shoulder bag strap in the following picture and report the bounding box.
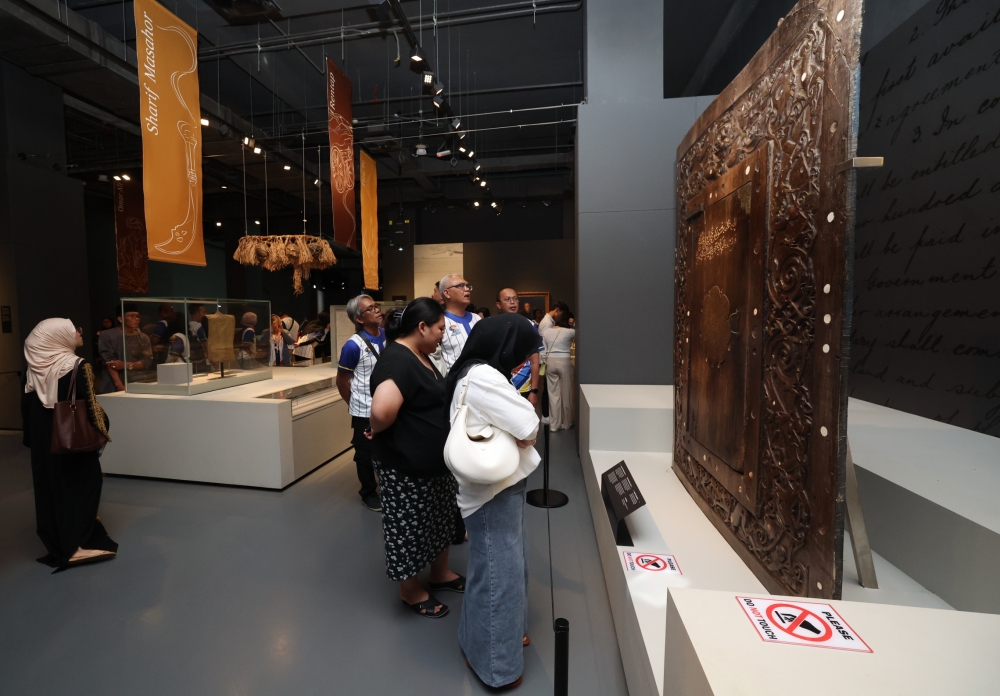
[356,332,380,360]
[450,369,475,425]
[65,358,83,405]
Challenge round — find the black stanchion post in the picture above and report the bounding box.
[554,618,569,696]
[527,379,568,508]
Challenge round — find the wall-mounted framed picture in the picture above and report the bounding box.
[516,291,550,321]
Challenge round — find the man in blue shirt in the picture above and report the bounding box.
[439,274,480,372]
[336,294,386,511]
[496,287,542,405]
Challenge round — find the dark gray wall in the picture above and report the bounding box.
[587,0,663,105]
[576,89,713,383]
[464,239,576,315]
[0,61,91,354]
[851,0,1000,437]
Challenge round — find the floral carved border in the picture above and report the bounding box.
[673,16,837,596]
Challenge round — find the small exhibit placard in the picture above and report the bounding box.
[736,596,872,653]
[601,460,646,519]
[622,551,682,574]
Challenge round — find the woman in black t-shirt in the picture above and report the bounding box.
[368,298,464,618]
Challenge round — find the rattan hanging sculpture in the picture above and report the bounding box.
[233,235,336,294]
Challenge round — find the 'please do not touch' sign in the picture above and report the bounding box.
[736,596,872,653]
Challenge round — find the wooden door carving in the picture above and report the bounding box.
[673,0,863,599]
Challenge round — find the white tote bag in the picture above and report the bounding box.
[444,366,520,484]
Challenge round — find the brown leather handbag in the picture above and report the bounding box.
[50,359,108,455]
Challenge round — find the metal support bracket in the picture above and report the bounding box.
[836,156,883,173]
[845,438,879,588]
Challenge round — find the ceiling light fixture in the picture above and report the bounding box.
[121,174,131,181]
[255,220,260,225]
[216,221,223,227]
[283,165,291,171]
[451,117,461,130]
[458,145,466,153]
[221,185,227,189]
[243,137,254,147]
[422,71,434,86]
[411,46,425,63]
[436,143,452,158]
[113,175,121,181]
[480,180,487,187]
[475,163,482,171]
[314,179,320,186]
[490,201,497,208]
[473,201,480,207]
[433,82,444,95]
[200,118,210,127]
[467,150,475,158]
[253,146,262,155]
[433,94,445,109]
[415,142,427,156]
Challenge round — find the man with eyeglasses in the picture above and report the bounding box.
[337,294,386,511]
[438,273,480,372]
[496,288,542,406]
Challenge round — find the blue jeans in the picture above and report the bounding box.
[459,479,529,687]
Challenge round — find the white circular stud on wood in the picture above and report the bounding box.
[822,344,830,353]
[745,165,750,175]
[823,283,831,294]
[837,9,845,21]
[827,211,835,222]
[753,308,758,315]
[820,426,828,437]
[823,314,832,324]
[801,71,807,82]
[817,581,824,590]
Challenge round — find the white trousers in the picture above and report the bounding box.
[545,357,574,430]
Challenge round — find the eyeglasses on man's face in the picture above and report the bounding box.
[447,283,472,292]
[500,295,519,304]
[361,304,381,315]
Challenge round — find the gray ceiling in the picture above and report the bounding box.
[0,0,795,221]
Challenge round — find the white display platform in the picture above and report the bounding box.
[98,365,353,489]
[849,399,1000,614]
[579,384,967,696]
[664,587,1000,696]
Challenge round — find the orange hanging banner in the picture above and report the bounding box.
[326,57,357,248]
[359,150,379,290]
[113,177,149,293]
[134,0,206,266]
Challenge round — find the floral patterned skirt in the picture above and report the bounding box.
[372,461,458,581]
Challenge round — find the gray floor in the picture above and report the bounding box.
[0,429,628,695]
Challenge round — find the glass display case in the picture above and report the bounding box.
[119,297,272,395]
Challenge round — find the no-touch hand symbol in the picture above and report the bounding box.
[766,604,833,642]
[636,555,668,571]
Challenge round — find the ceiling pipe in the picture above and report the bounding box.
[199,1,581,59]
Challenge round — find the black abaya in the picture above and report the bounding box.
[22,363,118,568]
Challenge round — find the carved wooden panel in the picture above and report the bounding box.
[673,0,864,599]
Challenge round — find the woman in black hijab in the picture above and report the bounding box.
[445,314,543,689]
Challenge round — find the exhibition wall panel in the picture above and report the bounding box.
[851,0,1000,437]
[413,243,463,301]
[463,239,577,314]
[576,96,713,385]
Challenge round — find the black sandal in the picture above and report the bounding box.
[429,574,466,593]
[402,594,449,618]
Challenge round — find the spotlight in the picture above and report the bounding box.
[475,163,481,171]
[121,174,131,181]
[433,82,444,95]
[216,221,223,227]
[221,185,228,189]
[200,118,210,126]
[410,46,425,63]
[473,201,480,207]
[255,220,261,225]
[480,180,487,187]
[436,143,452,158]
[459,132,466,140]
[314,179,320,186]
[451,117,461,130]
[490,201,497,208]
[253,146,262,154]
[433,94,445,109]
[415,142,428,156]
[422,71,434,86]
[467,150,474,158]
[98,174,108,182]
[113,175,121,181]
[458,145,466,153]
[243,136,254,147]
[283,165,291,171]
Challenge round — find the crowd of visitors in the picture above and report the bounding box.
[21,275,574,689]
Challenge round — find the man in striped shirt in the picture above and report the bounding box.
[439,273,480,373]
[336,294,386,511]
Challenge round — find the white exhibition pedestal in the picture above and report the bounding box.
[98,365,353,489]
[579,384,1000,696]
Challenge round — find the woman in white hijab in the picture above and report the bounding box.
[22,318,118,571]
